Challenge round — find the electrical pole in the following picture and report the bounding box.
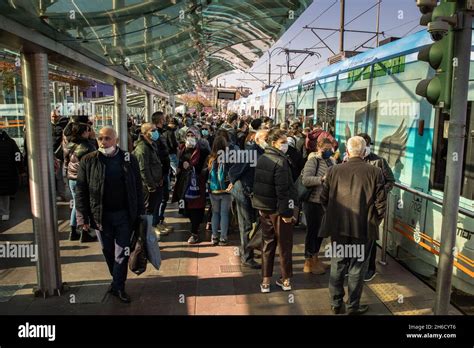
[340,0,345,52]
[434,1,472,315]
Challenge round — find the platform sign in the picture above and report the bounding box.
[217,91,236,100]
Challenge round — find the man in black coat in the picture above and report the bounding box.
[0,130,23,221]
[358,133,395,282]
[133,123,163,224]
[320,136,386,315]
[76,126,144,303]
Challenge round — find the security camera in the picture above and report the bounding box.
[428,20,449,41]
[416,0,438,14]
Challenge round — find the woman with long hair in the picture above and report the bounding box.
[207,135,233,246]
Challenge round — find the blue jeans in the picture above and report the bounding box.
[69,179,77,227]
[158,175,169,223]
[235,191,256,263]
[169,154,178,176]
[98,210,131,292]
[328,237,372,311]
[210,193,232,240]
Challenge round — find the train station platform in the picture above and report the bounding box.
[0,187,462,316]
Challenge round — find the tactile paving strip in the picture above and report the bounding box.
[367,282,427,315]
[220,265,242,273]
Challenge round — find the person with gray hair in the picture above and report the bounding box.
[319,135,386,315]
[76,126,144,303]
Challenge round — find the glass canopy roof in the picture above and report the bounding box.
[0,0,312,94]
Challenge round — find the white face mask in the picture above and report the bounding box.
[98,146,116,156]
[279,143,289,154]
[364,146,371,158]
[186,137,197,148]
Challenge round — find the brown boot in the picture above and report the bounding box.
[311,255,326,274]
[303,258,312,273]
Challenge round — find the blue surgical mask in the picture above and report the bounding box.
[322,149,333,159]
[150,130,160,141]
[201,129,209,137]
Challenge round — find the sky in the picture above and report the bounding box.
[209,0,424,93]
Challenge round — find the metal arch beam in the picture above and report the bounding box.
[0,14,168,98]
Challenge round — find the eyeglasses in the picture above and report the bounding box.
[98,136,112,141]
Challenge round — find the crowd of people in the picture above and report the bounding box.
[0,108,394,313]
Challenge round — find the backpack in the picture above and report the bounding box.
[209,161,226,193]
[305,129,339,153]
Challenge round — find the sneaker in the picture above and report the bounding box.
[187,234,199,244]
[276,278,292,291]
[160,222,174,233]
[211,236,219,246]
[331,305,343,315]
[1,215,10,221]
[156,224,169,236]
[218,239,228,246]
[364,270,377,282]
[260,283,271,293]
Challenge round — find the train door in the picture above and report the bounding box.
[354,101,379,142]
[431,102,474,200]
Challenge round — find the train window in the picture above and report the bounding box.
[317,98,337,135]
[430,103,474,200]
[341,89,367,103]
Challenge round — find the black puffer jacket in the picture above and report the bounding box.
[64,137,97,180]
[251,146,297,218]
[75,149,145,230]
[0,131,22,196]
[133,135,163,191]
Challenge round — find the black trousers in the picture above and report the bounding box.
[367,240,378,273]
[303,201,325,259]
[187,208,205,236]
[143,187,158,216]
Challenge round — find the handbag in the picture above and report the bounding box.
[185,167,200,199]
[129,216,148,275]
[143,214,161,270]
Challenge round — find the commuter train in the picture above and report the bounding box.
[229,30,474,296]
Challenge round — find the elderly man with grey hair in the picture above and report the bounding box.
[76,126,144,303]
[319,135,386,315]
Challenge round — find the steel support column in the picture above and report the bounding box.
[145,92,153,122]
[113,82,128,151]
[169,94,175,116]
[21,51,62,297]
